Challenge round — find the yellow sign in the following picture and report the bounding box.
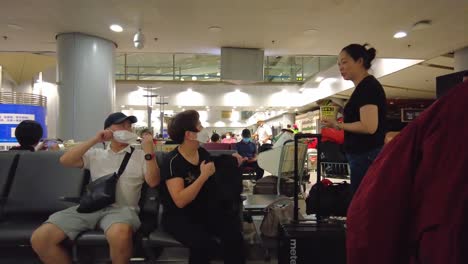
[320,106,337,120]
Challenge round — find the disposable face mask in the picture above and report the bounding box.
[226,135,231,139]
[113,130,138,144]
[242,138,250,143]
[190,129,209,143]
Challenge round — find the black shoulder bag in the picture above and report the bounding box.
[77,147,134,213]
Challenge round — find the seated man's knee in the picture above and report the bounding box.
[31,224,65,253]
[106,223,133,245]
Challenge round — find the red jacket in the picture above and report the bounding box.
[347,82,468,264]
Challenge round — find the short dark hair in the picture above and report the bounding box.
[241,129,251,138]
[15,120,43,147]
[167,110,200,144]
[463,71,468,77]
[140,128,153,137]
[341,43,377,70]
[210,133,220,142]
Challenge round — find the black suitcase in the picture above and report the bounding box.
[277,133,346,264]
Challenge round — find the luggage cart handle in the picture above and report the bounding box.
[293,133,322,222]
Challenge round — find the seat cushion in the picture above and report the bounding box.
[144,229,183,247]
[75,230,107,246]
[0,218,44,245]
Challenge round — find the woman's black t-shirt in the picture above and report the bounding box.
[160,146,216,216]
[343,75,387,154]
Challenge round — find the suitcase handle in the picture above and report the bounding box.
[293,133,322,222]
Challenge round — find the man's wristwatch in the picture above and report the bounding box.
[144,153,155,161]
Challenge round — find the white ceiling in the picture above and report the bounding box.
[1,0,467,58]
[1,0,467,112]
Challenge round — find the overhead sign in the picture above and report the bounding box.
[0,104,47,143]
[401,108,425,123]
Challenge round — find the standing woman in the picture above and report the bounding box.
[322,44,387,194]
[160,110,245,264]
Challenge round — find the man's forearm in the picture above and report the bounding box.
[144,160,160,187]
[60,137,98,167]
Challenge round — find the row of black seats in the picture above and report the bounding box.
[0,150,237,263]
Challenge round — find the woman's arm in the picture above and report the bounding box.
[323,105,379,134]
[166,160,215,208]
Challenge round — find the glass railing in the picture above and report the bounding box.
[116,53,336,83]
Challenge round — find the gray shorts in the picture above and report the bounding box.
[45,205,141,240]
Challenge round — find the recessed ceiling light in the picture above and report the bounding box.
[110,24,123,32]
[7,24,23,30]
[208,26,222,33]
[393,31,407,39]
[204,74,209,79]
[315,76,324,82]
[294,108,298,112]
[235,89,240,92]
[187,88,192,92]
[121,105,125,108]
[303,29,318,36]
[233,106,237,109]
[178,106,182,108]
[192,76,197,81]
[299,88,305,92]
[182,108,185,111]
[181,78,185,81]
[217,72,221,76]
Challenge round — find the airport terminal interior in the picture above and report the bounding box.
[0,0,467,263]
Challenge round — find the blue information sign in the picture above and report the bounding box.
[0,104,47,143]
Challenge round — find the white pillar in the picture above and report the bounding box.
[56,33,116,141]
[454,46,468,72]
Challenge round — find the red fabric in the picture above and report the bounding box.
[321,127,344,144]
[347,82,468,264]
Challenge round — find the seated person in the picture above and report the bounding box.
[10,120,43,151]
[31,112,160,264]
[139,128,158,144]
[221,132,237,143]
[272,126,295,148]
[210,132,220,143]
[161,110,245,264]
[234,129,264,180]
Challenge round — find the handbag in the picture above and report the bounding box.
[77,147,134,213]
[260,197,303,237]
[305,180,352,217]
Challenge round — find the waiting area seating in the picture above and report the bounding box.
[0,150,242,263]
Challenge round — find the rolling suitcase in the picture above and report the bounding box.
[278,133,346,264]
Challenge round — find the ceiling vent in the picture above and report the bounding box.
[221,47,264,84]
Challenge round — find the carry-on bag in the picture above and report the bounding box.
[277,133,346,264]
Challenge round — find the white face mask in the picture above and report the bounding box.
[189,129,209,143]
[226,135,231,139]
[113,130,138,144]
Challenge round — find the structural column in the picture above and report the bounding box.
[454,46,468,72]
[57,33,116,141]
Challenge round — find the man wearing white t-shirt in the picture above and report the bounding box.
[31,112,160,264]
[254,120,273,146]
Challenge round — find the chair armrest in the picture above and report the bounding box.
[59,196,81,203]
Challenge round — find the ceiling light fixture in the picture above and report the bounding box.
[393,31,407,39]
[208,26,222,33]
[303,29,318,36]
[7,24,23,30]
[133,29,145,49]
[110,24,123,32]
[192,76,197,81]
[315,76,324,82]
